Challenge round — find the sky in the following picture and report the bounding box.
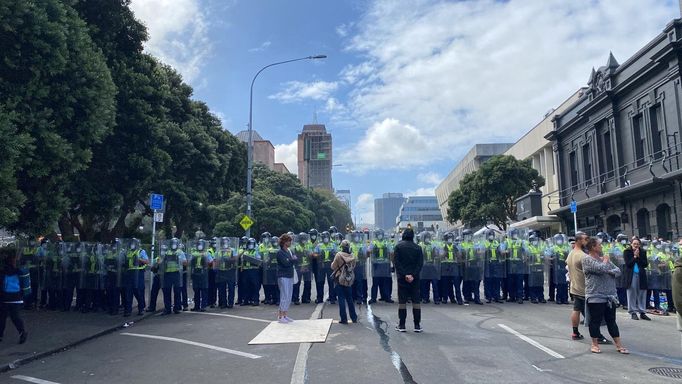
[129,0,680,225]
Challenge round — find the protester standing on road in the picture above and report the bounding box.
[332,240,357,324]
[623,238,650,321]
[276,234,296,323]
[567,232,589,340]
[393,228,424,333]
[0,249,29,344]
[582,238,628,354]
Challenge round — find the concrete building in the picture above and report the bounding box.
[236,130,290,174]
[505,89,586,234]
[435,143,513,228]
[374,193,407,231]
[396,196,444,233]
[297,124,333,190]
[546,19,682,240]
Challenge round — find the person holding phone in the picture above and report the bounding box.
[624,238,650,320]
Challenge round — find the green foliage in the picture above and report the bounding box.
[447,155,544,230]
[209,165,352,237]
[0,0,116,234]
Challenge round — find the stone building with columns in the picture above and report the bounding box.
[546,19,682,240]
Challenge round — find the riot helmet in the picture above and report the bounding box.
[329,226,339,235]
[553,233,566,245]
[270,236,279,247]
[321,231,331,244]
[462,229,473,242]
[529,234,540,246]
[641,239,651,250]
[374,229,385,241]
[260,232,271,244]
[421,232,432,244]
[170,238,180,251]
[444,232,455,244]
[308,229,319,242]
[246,238,257,250]
[484,229,496,241]
[239,236,248,248]
[196,239,206,251]
[351,230,361,243]
[616,233,628,245]
[596,232,607,244]
[332,232,343,243]
[508,228,519,240]
[220,237,230,250]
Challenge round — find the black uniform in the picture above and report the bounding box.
[393,230,424,329]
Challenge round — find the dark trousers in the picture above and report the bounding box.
[463,280,481,302]
[0,303,25,337]
[335,284,357,323]
[207,270,217,306]
[507,273,524,301]
[124,272,145,314]
[587,302,620,339]
[523,275,530,299]
[316,268,336,302]
[300,280,312,302]
[617,287,627,307]
[352,278,368,303]
[148,274,160,310]
[420,278,440,302]
[397,277,421,327]
[664,289,675,310]
[548,268,556,300]
[162,285,181,313]
[484,277,501,300]
[292,280,301,303]
[439,276,456,302]
[241,269,261,304]
[371,276,392,301]
[181,273,188,308]
[529,286,544,301]
[216,281,236,307]
[193,287,207,309]
[555,283,568,303]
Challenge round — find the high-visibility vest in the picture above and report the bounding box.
[485,240,499,261]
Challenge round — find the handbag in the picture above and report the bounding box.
[289,249,299,285]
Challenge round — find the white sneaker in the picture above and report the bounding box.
[284,316,294,322]
[278,317,288,324]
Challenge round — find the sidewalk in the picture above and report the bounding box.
[0,307,157,373]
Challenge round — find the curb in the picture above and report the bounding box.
[0,311,160,373]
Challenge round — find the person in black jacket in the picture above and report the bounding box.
[623,238,650,320]
[393,228,424,332]
[1,249,29,344]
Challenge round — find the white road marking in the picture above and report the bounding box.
[291,303,325,384]
[11,375,61,384]
[498,324,565,359]
[183,310,272,323]
[120,332,262,359]
[531,364,552,372]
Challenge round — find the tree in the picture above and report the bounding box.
[447,155,544,230]
[0,107,29,227]
[0,0,116,235]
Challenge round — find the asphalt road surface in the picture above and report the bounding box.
[2,284,680,384]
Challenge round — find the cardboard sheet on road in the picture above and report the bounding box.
[248,319,333,345]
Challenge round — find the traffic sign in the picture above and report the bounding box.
[150,194,164,210]
[240,215,254,231]
[570,200,577,213]
[154,212,164,223]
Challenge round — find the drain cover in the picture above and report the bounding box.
[649,367,682,379]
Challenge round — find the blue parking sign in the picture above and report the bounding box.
[151,194,164,210]
[570,200,577,213]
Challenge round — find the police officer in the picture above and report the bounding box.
[505,229,526,304]
[236,236,248,305]
[240,238,262,306]
[307,229,320,303]
[369,229,394,304]
[350,231,368,304]
[19,239,40,309]
[157,238,187,314]
[439,232,462,304]
[483,229,504,303]
[314,231,337,304]
[104,239,123,315]
[207,237,218,308]
[190,239,213,312]
[123,238,148,317]
[419,232,440,304]
[526,234,546,304]
[550,233,570,304]
[258,232,274,304]
[214,237,238,308]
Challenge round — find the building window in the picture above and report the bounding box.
[582,143,592,186]
[649,104,663,160]
[597,126,615,179]
[656,203,672,240]
[633,114,646,166]
[569,151,578,191]
[636,208,650,238]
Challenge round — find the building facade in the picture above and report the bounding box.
[335,189,351,209]
[505,89,586,234]
[396,196,444,233]
[435,143,513,228]
[546,19,682,240]
[236,130,290,174]
[374,193,406,231]
[297,124,333,190]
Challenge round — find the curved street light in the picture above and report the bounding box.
[245,55,327,237]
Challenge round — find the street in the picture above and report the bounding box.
[2,283,680,384]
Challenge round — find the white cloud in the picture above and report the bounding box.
[417,171,442,185]
[340,0,677,172]
[248,41,272,53]
[338,118,431,172]
[274,140,299,175]
[354,193,375,225]
[405,187,436,197]
[130,0,211,84]
[269,81,339,103]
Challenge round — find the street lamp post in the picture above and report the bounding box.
[246,55,327,237]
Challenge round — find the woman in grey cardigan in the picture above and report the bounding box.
[582,238,629,354]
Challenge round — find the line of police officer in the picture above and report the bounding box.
[17,227,677,315]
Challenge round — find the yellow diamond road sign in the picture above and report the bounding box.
[240,215,254,230]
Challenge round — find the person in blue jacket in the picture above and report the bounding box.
[1,248,29,344]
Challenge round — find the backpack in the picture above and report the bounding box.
[335,258,355,287]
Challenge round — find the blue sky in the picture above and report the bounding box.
[130,0,679,224]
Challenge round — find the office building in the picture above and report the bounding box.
[236,130,290,174]
[396,196,444,233]
[297,124,333,190]
[374,193,406,231]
